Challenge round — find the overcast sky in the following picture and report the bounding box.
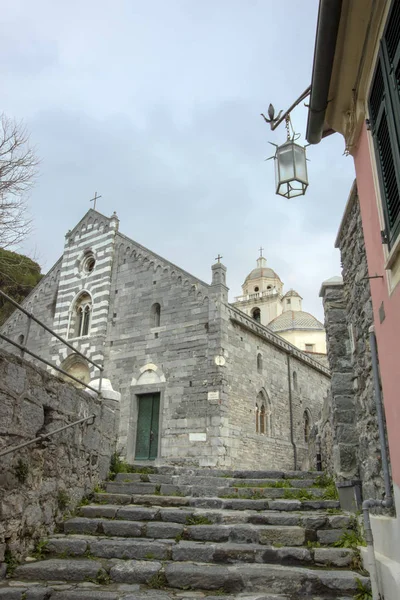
[3,0,355,320]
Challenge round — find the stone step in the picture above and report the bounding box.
[0,583,357,600]
[114,473,322,490]
[65,518,325,546]
[13,559,370,596]
[145,467,322,480]
[105,482,327,500]
[79,504,351,530]
[94,492,340,512]
[46,535,355,568]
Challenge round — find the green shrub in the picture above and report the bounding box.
[353,577,372,600]
[33,539,48,560]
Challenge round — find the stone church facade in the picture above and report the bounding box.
[1,210,330,470]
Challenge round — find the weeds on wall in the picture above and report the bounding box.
[14,459,29,484]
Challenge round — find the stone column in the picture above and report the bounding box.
[319,278,358,480]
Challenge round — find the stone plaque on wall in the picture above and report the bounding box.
[189,432,207,442]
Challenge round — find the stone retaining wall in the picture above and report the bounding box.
[0,349,120,563]
[320,185,386,499]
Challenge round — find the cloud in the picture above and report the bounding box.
[3,0,355,323]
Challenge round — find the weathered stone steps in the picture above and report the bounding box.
[127,467,320,479]
[79,504,351,529]
[12,558,369,596]
[94,493,340,512]
[45,535,355,567]
[65,518,324,546]
[114,473,321,489]
[106,482,326,499]
[0,583,356,600]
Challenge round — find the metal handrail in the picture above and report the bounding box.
[0,289,103,394]
[0,414,96,457]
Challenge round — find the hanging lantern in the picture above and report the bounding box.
[274,139,308,198]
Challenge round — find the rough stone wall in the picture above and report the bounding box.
[219,305,331,470]
[320,190,385,499]
[337,193,384,499]
[320,281,357,479]
[0,349,120,561]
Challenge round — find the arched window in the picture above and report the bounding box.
[266,399,272,437]
[252,307,261,323]
[304,410,311,443]
[151,303,161,327]
[256,389,272,436]
[69,292,92,339]
[260,404,266,434]
[257,353,263,373]
[293,370,298,391]
[17,334,24,346]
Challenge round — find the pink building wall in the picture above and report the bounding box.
[353,123,400,487]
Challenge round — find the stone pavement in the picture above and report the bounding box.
[0,467,370,599]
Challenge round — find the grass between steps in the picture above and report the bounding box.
[108,452,156,480]
[235,480,291,489]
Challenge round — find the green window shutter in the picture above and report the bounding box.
[369,0,400,249]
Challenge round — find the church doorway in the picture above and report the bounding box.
[135,393,160,460]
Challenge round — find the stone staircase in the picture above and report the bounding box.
[0,467,370,600]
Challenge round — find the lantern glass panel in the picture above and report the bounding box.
[293,144,308,184]
[276,142,295,182]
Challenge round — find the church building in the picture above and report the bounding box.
[232,254,327,356]
[1,210,330,470]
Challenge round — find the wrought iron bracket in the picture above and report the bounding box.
[261,85,311,131]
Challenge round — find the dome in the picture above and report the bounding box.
[244,256,281,283]
[268,310,324,332]
[282,289,303,299]
[245,267,280,282]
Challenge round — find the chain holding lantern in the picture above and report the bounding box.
[261,86,310,199]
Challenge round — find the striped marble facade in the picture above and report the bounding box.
[50,210,119,377]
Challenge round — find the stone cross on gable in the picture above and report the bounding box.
[90,191,102,211]
[215,254,223,263]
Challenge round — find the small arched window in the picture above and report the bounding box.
[260,404,266,434]
[151,303,161,327]
[69,292,92,339]
[255,404,259,433]
[252,307,261,323]
[18,334,24,346]
[257,353,263,373]
[266,399,272,437]
[293,371,298,391]
[304,410,311,443]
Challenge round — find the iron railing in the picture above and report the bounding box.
[0,414,96,457]
[0,290,103,394]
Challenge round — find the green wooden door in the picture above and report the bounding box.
[135,394,160,460]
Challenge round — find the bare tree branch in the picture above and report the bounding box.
[0,113,39,249]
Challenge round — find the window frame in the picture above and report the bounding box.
[369,0,400,248]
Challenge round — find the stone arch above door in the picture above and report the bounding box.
[130,363,166,387]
